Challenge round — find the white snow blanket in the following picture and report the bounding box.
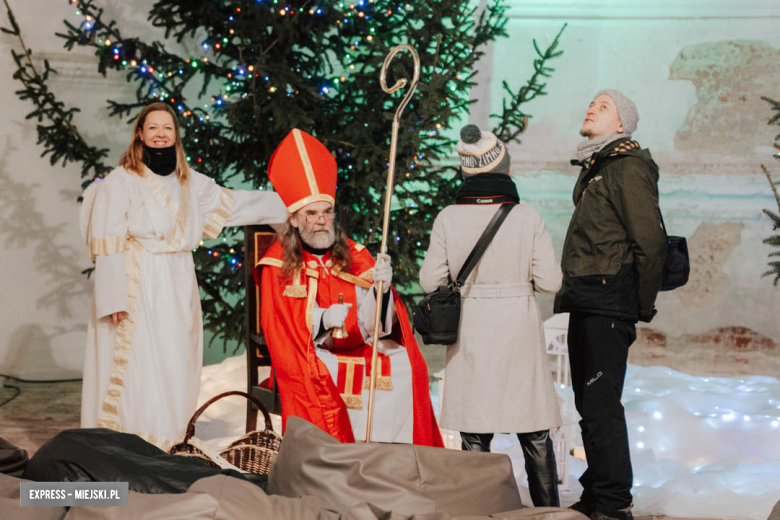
[197,356,780,520]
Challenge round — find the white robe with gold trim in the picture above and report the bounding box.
[80,166,287,450]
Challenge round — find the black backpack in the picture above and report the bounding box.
[660,217,690,291]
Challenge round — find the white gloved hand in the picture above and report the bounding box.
[373,253,392,294]
[322,303,352,330]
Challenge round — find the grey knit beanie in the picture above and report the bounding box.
[456,124,511,177]
[596,89,639,135]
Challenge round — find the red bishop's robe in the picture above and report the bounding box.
[255,238,443,447]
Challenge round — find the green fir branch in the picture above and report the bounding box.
[761,158,780,285]
[762,96,780,142]
[763,165,780,212]
[3,0,112,186]
[491,23,567,144]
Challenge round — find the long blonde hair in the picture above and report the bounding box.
[119,102,189,182]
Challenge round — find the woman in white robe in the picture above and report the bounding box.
[80,103,287,450]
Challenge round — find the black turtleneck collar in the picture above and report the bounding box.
[455,173,520,205]
[142,144,177,176]
[301,241,330,256]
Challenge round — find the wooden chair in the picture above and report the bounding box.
[245,225,282,433]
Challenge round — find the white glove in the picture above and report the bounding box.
[373,253,392,294]
[322,303,352,330]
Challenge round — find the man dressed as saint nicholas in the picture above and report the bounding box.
[254,129,443,446]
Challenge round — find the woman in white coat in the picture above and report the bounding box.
[80,103,288,450]
[419,125,563,507]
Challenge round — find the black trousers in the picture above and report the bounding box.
[568,312,636,515]
[460,430,560,507]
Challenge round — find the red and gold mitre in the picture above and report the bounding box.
[268,128,337,213]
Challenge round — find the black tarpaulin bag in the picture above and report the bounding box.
[22,428,269,494]
[0,437,28,478]
[413,204,514,345]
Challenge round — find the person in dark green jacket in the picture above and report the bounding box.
[555,90,667,520]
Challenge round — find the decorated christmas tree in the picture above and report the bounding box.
[761,96,780,285]
[5,0,565,348]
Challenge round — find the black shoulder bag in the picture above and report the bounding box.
[659,214,690,291]
[413,203,515,345]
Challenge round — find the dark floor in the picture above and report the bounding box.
[0,379,81,455]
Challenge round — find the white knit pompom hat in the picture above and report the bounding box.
[455,124,510,177]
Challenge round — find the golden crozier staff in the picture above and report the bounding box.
[366,44,421,442]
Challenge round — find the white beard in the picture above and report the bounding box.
[300,224,336,250]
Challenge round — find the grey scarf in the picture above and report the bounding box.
[575,133,631,163]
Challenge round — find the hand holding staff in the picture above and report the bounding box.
[365,44,420,442]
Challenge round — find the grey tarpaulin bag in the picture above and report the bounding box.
[269,416,523,515]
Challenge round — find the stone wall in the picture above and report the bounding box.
[493,0,780,377]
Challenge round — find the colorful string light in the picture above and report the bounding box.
[68,0,422,111]
[67,0,462,255]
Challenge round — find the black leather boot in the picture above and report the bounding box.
[569,500,597,517]
[459,432,493,452]
[593,509,633,520]
[517,430,560,507]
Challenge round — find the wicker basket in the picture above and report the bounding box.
[169,390,282,475]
